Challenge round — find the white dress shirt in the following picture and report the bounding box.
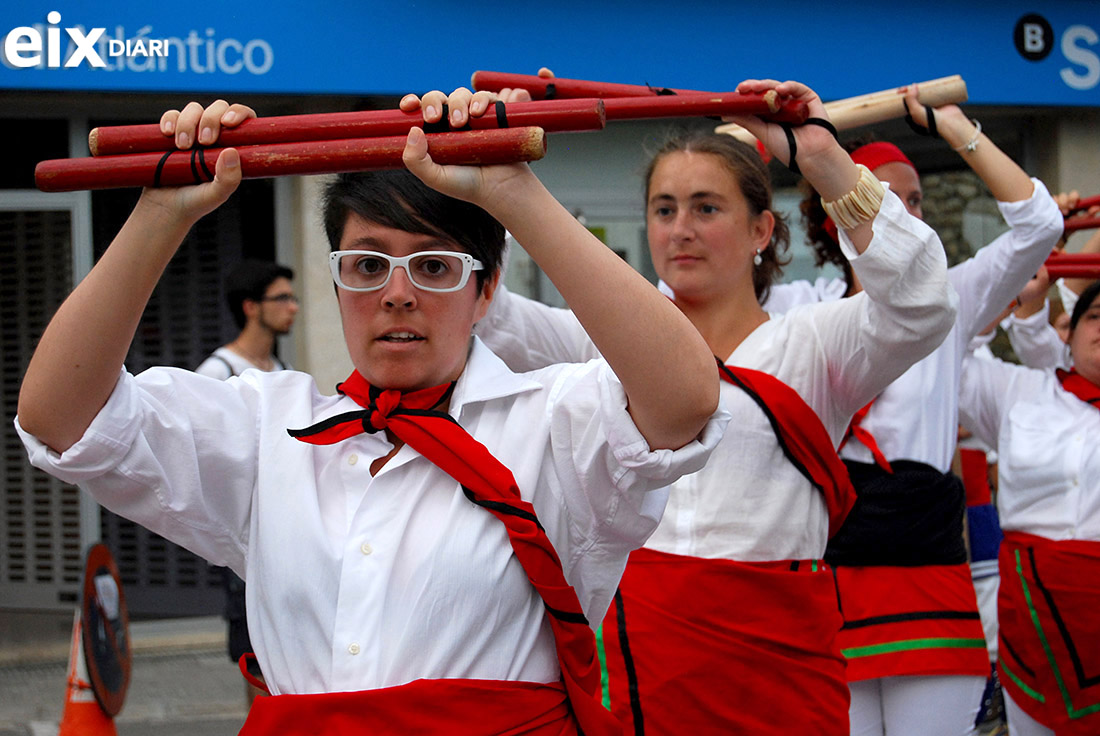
[18,338,727,695]
[477,188,957,560]
[959,354,1100,542]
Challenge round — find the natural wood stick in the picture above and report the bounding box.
[715,75,969,143]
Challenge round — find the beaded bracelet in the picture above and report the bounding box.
[821,164,886,231]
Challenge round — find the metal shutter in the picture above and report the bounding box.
[0,208,84,609]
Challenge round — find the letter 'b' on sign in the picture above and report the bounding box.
[1015,13,1054,61]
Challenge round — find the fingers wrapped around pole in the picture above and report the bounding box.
[715,75,969,143]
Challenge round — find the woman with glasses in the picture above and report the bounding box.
[15,99,727,735]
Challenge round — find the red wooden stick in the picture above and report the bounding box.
[89,99,603,156]
[1044,253,1100,279]
[36,128,546,193]
[1044,263,1100,279]
[602,92,808,124]
[471,70,705,99]
[471,72,806,123]
[1046,253,1100,265]
[1063,215,1100,233]
[1066,194,1100,215]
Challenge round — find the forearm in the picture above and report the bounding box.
[484,174,719,450]
[937,109,1034,203]
[798,146,875,254]
[951,180,1063,338]
[17,197,194,452]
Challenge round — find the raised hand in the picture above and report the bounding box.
[141,100,256,224]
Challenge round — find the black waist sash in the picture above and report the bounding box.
[825,459,967,567]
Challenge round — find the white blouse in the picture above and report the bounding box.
[959,355,1100,542]
[1004,301,1070,371]
[18,338,727,695]
[477,188,958,560]
[766,179,1064,473]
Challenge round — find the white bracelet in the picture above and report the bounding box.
[954,119,982,152]
[821,164,886,231]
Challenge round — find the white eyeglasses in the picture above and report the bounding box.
[329,250,484,293]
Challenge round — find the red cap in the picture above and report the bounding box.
[850,141,916,174]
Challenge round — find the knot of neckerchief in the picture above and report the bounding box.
[1057,368,1100,408]
[287,371,455,444]
[285,368,618,735]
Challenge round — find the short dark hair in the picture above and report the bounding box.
[643,131,790,304]
[224,259,294,328]
[322,169,504,292]
[1069,279,1100,333]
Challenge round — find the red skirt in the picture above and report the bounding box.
[998,532,1100,735]
[238,678,579,735]
[598,547,848,735]
[834,563,989,681]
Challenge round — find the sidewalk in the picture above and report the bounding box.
[0,611,248,736]
[2,611,1010,735]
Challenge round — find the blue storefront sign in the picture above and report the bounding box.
[1,2,1098,106]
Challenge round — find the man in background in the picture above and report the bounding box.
[195,258,298,704]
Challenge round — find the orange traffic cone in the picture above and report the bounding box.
[58,610,118,736]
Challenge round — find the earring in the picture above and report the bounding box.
[753,249,763,267]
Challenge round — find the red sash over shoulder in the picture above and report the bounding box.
[600,548,848,735]
[998,531,1100,735]
[239,678,577,735]
[717,362,856,537]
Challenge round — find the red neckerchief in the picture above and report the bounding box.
[288,371,619,736]
[839,398,894,473]
[1057,368,1100,409]
[717,360,856,537]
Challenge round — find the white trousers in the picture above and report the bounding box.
[849,675,985,736]
[972,571,1000,662]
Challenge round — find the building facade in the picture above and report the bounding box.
[1,3,1097,615]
